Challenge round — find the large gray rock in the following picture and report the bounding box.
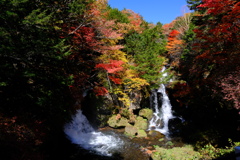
[139,108,153,120]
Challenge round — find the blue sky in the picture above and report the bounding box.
[108,0,189,24]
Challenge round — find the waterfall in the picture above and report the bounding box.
[64,110,123,156]
[148,67,174,136]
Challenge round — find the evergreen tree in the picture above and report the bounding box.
[0,0,92,120]
[124,23,168,88]
[187,0,202,10]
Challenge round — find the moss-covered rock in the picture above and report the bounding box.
[128,113,136,124]
[125,125,138,137]
[148,130,165,139]
[134,116,148,130]
[137,129,147,138]
[107,115,129,128]
[139,108,153,120]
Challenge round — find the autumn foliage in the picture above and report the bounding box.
[194,0,240,63]
[166,29,183,67]
[217,68,240,110]
[167,30,182,50]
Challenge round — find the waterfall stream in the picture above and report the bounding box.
[148,67,174,137]
[64,110,124,156]
[64,67,178,157]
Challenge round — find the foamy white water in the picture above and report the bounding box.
[64,110,123,156]
[148,67,174,136]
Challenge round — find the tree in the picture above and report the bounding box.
[0,0,79,117]
[124,23,168,88]
[0,0,95,157]
[187,0,202,10]
[174,13,193,36]
[166,30,183,67]
[194,0,240,63]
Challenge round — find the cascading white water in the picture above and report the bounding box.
[148,67,174,136]
[64,110,124,156]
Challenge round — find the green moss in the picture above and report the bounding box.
[151,145,201,160]
[134,116,148,130]
[139,108,153,120]
[137,130,147,138]
[124,125,138,137]
[107,115,129,128]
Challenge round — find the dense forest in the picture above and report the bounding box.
[0,0,239,159]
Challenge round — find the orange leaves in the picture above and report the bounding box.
[168,30,180,41]
[169,30,180,37]
[162,22,175,35]
[166,30,182,51]
[166,29,183,67]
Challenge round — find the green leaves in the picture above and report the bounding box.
[124,24,167,88]
[106,7,130,23]
[23,9,53,26]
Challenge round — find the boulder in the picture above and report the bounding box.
[118,117,129,126]
[139,108,153,120]
[129,91,142,110]
[137,129,147,138]
[148,130,165,139]
[128,113,136,124]
[134,116,148,130]
[125,125,138,137]
[107,115,129,128]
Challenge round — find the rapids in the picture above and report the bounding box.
[64,110,124,156]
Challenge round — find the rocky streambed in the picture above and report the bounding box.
[98,126,200,160]
[65,106,201,160]
[96,108,200,160]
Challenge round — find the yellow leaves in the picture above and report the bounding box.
[124,78,149,91]
[113,88,131,107]
[110,71,149,108]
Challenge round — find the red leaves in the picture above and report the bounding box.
[168,30,180,39]
[95,60,124,85]
[173,82,191,97]
[95,60,124,74]
[216,68,240,110]
[109,76,122,84]
[193,0,240,63]
[70,26,99,49]
[93,86,108,96]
